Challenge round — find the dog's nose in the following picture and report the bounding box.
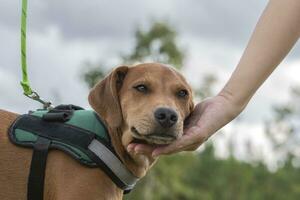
[154,107,178,128]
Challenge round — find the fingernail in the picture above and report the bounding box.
[152,153,158,159]
[127,146,134,153]
[134,150,143,155]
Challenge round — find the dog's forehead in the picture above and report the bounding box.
[125,63,186,83]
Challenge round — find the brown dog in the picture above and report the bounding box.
[0,63,194,200]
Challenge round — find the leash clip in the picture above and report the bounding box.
[25,91,53,110]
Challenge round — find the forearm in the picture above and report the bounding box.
[220,0,300,109]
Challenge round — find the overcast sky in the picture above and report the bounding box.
[0,0,299,166]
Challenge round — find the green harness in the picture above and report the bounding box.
[10,107,109,166]
[9,105,138,200]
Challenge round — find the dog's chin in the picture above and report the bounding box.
[130,127,178,145]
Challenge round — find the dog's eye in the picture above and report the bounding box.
[134,84,148,93]
[177,89,188,98]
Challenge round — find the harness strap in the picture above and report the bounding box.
[27,137,51,200]
[42,105,84,122]
[88,140,139,192]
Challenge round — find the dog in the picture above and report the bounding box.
[0,63,194,200]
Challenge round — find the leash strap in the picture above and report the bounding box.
[20,0,52,109]
[20,0,32,96]
[27,137,51,200]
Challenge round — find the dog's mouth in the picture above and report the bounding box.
[130,127,177,145]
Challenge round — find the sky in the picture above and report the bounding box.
[0,0,299,167]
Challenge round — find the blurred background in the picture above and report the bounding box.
[1,0,300,199]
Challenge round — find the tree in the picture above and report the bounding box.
[82,61,106,89]
[265,86,300,165]
[82,21,185,89]
[195,73,217,99]
[123,22,184,69]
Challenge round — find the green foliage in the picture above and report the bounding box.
[126,144,300,200]
[265,86,300,162]
[195,74,217,99]
[82,68,105,89]
[123,22,184,69]
[81,61,106,89]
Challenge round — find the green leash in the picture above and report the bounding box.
[20,0,52,109]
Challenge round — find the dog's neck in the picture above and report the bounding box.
[107,126,155,178]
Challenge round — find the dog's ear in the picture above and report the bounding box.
[189,98,194,114]
[88,66,129,128]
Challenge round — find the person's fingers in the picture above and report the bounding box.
[127,125,210,157]
[152,126,207,157]
[181,134,210,151]
[183,143,201,151]
[152,138,191,157]
[127,143,138,153]
[152,126,205,157]
[133,144,157,155]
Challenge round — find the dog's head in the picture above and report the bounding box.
[89,63,194,176]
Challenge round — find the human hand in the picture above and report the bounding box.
[127,94,244,157]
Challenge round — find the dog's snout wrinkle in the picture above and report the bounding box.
[154,107,178,128]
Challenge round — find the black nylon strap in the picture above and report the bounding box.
[27,137,51,200]
[54,104,84,111]
[42,104,84,122]
[42,112,72,122]
[16,114,95,149]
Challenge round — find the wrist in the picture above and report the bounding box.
[217,88,249,115]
